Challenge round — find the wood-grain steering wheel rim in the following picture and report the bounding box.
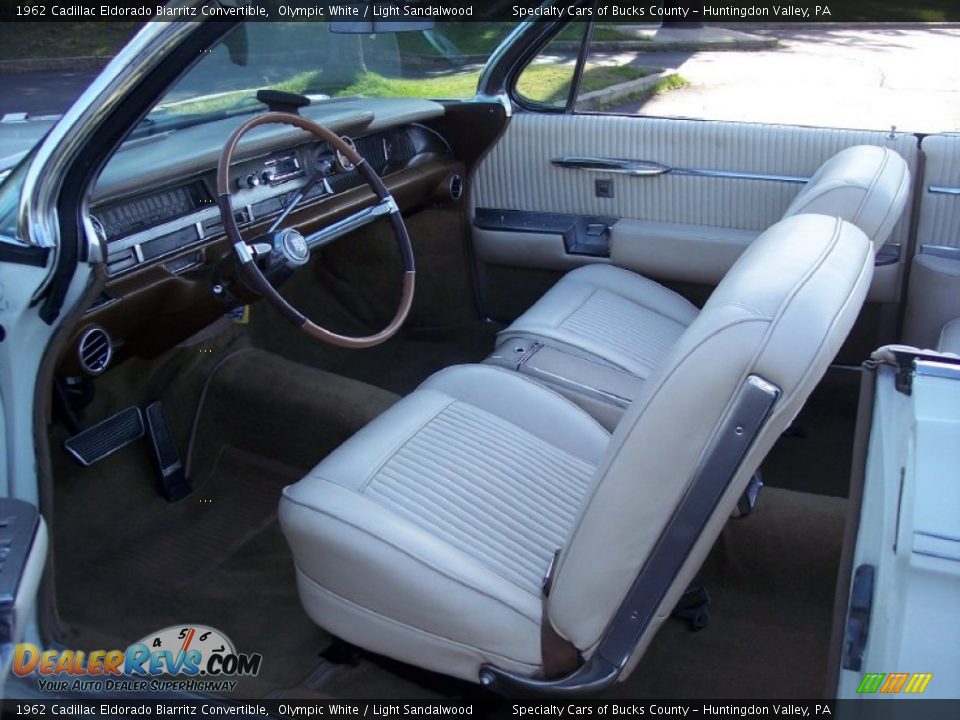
[216,111,415,348]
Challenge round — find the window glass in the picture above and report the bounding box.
[569,23,958,133]
[514,23,588,109]
[146,21,517,127]
[514,23,662,112]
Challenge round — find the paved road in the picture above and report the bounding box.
[0,69,101,116]
[604,25,960,133]
[3,25,959,134]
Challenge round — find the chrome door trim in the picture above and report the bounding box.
[919,244,960,260]
[552,157,670,176]
[928,185,960,196]
[551,156,809,184]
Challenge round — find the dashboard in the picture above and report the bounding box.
[65,98,467,376]
[92,123,448,277]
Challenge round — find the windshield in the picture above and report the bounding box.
[143,22,515,130]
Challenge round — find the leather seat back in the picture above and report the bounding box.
[939,319,960,356]
[782,145,910,250]
[548,214,874,672]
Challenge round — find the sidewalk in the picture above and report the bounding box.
[609,23,779,51]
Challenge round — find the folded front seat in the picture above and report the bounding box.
[280,213,875,692]
[495,144,910,383]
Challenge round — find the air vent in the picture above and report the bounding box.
[78,326,113,376]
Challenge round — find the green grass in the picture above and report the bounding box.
[344,63,646,103]
[0,22,142,60]
[589,74,689,112]
[517,63,649,105]
[397,23,514,56]
[396,22,642,58]
[557,25,643,43]
[158,62,651,116]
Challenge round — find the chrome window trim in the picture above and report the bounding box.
[18,12,208,260]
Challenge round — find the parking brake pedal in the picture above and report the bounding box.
[145,400,191,502]
[64,407,144,466]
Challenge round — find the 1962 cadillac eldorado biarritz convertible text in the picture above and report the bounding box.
[0,1,957,705]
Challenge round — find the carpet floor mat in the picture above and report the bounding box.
[611,487,847,699]
[761,368,861,498]
[53,351,403,698]
[56,445,329,697]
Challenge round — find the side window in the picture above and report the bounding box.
[514,23,588,109]
[514,23,666,113]
[520,19,952,133]
[572,25,684,113]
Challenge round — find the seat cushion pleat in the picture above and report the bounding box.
[364,401,595,590]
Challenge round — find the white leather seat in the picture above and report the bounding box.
[781,144,911,246]
[939,318,960,355]
[280,363,610,680]
[280,214,875,688]
[498,145,910,379]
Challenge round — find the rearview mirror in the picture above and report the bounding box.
[223,25,249,66]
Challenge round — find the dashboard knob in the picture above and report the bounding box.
[235,173,261,190]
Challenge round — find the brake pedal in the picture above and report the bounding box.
[145,400,190,502]
[64,407,144,466]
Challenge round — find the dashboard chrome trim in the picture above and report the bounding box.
[107,206,221,255]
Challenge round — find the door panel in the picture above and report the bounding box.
[610,220,758,286]
[903,134,960,348]
[471,113,918,305]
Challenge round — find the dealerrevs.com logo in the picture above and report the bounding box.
[13,624,262,694]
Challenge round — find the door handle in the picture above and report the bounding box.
[552,157,670,176]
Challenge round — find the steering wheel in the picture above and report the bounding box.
[216,112,415,348]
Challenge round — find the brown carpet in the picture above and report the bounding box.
[611,487,847,699]
[57,445,322,698]
[761,368,861,498]
[53,349,400,698]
